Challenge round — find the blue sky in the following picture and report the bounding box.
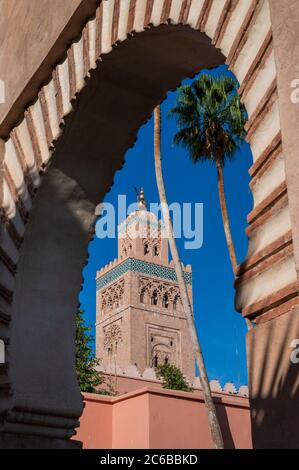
[80,65,253,387]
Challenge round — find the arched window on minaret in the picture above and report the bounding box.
[144,242,150,255]
[162,293,169,309]
[151,290,158,306]
[153,244,159,256]
[173,294,181,311]
[140,288,147,304]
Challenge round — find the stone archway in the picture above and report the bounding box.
[0,0,298,448]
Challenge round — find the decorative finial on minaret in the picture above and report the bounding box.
[134,187,147,210]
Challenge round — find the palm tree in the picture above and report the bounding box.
[169,74,253,330]
[154,105,224,449]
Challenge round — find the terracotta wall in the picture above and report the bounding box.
[76,387,252,449]
[78,395,113,449]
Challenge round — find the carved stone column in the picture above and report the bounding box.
[0,167,96,448]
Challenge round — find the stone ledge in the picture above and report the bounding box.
[0,432,82,449]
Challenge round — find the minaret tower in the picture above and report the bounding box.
[95,189,194,379]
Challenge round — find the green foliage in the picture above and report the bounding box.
[156,363,193,392]
[169,74,247,167]
[76,309,108,394]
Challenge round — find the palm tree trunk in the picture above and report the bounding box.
[154,105,224,449]
[216,161,253,331]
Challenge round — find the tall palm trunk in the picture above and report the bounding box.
[154,105,224,449]
[216,161,253,331]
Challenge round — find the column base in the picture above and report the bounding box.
[0,432,82,449]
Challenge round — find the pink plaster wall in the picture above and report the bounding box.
[77,394,112,449]
[112,393,150,448]
[75,387,252,449]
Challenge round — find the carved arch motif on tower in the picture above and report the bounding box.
[146,324,181,369]
[104,323,122,354]
[142,231,161,258]
[139,276,183,312]
[152,342,172,368]
[101,278,125,314]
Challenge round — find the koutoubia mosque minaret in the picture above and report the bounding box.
[95,189,195,379]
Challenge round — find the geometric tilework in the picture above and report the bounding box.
[96,257,192,290]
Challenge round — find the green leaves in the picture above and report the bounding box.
[76,309,107,394]
[169,73,247,167]
[156,363,193,392]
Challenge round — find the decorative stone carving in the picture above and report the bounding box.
[151,343,172,367]
[101,278,125,314]
[146,324,180,369]
[139,276,182,311]
[104,323,122,350]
